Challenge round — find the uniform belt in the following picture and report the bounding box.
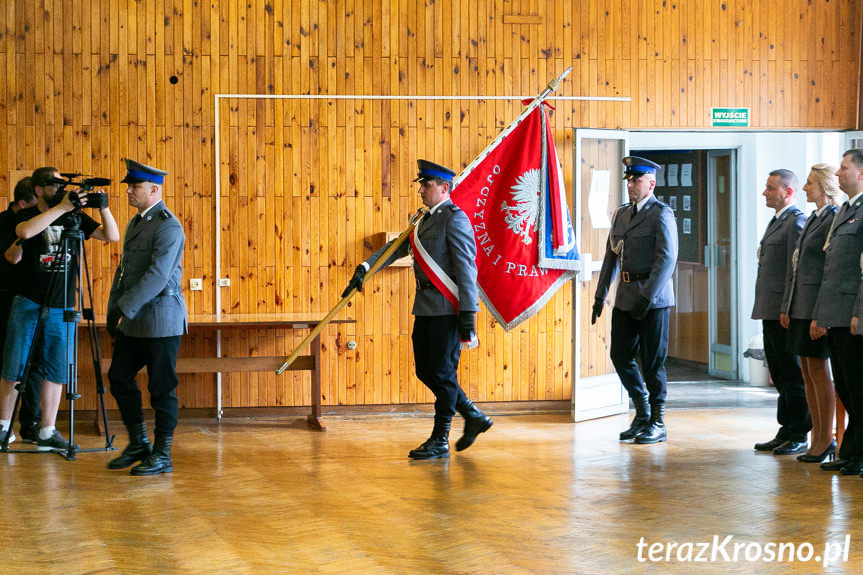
[416,278,435,291]
[159,287,181,297]
[621,271,650,283]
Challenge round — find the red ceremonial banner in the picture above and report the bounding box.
[451,106,575,330]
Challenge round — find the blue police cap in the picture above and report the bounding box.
[622,156,661,180]
[121,158,169,185]
[413,159,456,183]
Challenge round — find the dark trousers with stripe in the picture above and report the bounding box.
[763,319,810,443]
[827,327,863,459]
[412,315,467,420]
[610,306,670,406]
[108,333,181,435]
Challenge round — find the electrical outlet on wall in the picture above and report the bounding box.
[189,278,203,291]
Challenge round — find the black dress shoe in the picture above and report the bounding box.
[821,458,850,471]
[455,415,493,452]
[619,416,650,441]
[773,440,808,455]
[108,442,152,469]
[840,460,863,476]
[130,434,173,476]
[634,422,667,444]
[754,437,785,451]
[408,438,450,460]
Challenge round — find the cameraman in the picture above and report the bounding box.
[0,176,40,443]
[0,166,119,450]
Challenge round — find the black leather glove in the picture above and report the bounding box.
[341,265,367,297]
[631,295,651,321]
[591,299,604,325]
[106,308,122,339]
[457,311,476,341]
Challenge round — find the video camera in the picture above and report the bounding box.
[46,173,110,210]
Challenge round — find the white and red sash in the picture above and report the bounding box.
[409,217,460,312]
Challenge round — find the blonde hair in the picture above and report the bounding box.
[809,163,845,206]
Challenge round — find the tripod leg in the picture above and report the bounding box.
[85,313,113,445]
[81,241,115,450]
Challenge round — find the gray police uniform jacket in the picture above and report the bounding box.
[365,200,479,316]
[813,197,863,328]
[108,201,188,337]
[781,206,837,320]
[594,196,678,311]
[812,196,863,328]
[752,206,805,320]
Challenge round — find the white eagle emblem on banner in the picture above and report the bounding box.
[500,168,541,245]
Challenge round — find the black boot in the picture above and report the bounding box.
[409,418,450,460]
[130,433,173,475]
[107,422,152,470]
[619,395,651,441]
[455,398,493,452]
[635,403,667,444]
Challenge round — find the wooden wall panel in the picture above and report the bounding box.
[0,0,861,412]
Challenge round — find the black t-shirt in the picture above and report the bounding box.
[15,206,100,308]
[0,203,23,291]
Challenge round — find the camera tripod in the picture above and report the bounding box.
[0,211,116,460]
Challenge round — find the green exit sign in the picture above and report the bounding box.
[712,107,750,127]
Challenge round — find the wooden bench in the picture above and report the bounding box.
[97,313,354,431]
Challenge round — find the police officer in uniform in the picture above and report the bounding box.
[106,159,187,476]
[343,159,491,459]
[751,169,809,455]
[592,156,678,444]
[814,149,863,474]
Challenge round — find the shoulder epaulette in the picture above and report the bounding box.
[159,209,172,220]
[448,204,461,213]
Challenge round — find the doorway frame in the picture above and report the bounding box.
[706,149,739,378]
[572,129,630,422]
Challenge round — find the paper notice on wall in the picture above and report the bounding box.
[681,163,693,187]
[668,164,679,187]
[588,169,612,229]
[656,166,666,187]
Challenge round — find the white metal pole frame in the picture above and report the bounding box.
[211,88,631,421]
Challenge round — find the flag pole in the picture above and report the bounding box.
[453,68,572,188]
[275,207,428,375]
[535,67,572,102]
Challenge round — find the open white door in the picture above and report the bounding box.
[572,129,630,422]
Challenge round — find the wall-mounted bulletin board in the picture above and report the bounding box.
[634,150,707,265]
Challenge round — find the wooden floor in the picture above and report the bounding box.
[1,407,862,574]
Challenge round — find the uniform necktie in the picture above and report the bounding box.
[131,214,142,227]
[835,201,849,221]
[631,204,637,217]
